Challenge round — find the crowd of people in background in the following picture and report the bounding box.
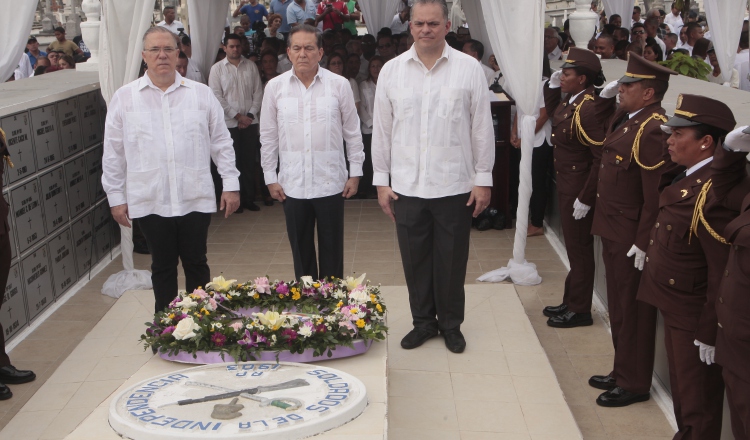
[546,1,750,91]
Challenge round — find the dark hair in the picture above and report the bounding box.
[54,26,65,34]
[326,53,345,69]
[465,39,484,59]
[627,41,644,56]
[178,50,188,60]
[346,52,360,62]
[289,25,323,48]
[163,6,175,12]
[686,22,702,37]
[666,32,678,44]
[692,38,711,59]
[614,27,630,41]
[633,6,641,13]
[366,55,386,81]
[573,66,605,87]
[263,37,282,52]
[597,33,615,47]
[33,66,47,76]
[181,35,191,46]
[740,31,749,49]
[639,78,669,100]
[602,24,618,35]
[632,22,645,32]
[690,123,729,147]
[609,14,621,23]
[59,54,75,68]
[644,17,659,28]
[377,27,392,37]
[644,37,664,61]
[224,33,243,45]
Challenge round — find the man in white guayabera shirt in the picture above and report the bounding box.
[260,24,364,281]
[371,0,494,354]
[102,26,240,314]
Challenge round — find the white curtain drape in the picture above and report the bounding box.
[601,0,633,30]
[358,0,400,35]
[461,0,492,62]
[187,0,231,81]
[99,0,155,298]
[449,0,466,33]
[0,0,36,82]
[704,0,746,83]
[478,0,544,286]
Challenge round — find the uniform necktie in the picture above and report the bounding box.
[672,170,687,185]
[615,114,630,131]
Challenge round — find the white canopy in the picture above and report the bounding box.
[704,0,746,83]
[601,0,633,30]
[358,0,401,35]
[0,0,36,82]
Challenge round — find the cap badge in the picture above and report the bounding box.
[676,94,683,110]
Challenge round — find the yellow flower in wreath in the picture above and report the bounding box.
[253,293,260,299]
[292,291,301,301]
[356,319,366,328]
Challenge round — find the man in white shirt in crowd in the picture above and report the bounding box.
[157,6,185,35]
[544,27,562,61]
[210,34,264,212]
[462,39,495,86]
[664,2,683,34]
[735,31,750,91]
[14,53,33,80]
[177,35,206,84]
[390,7,410,35]
[632,6,644,27]
[372,0,494,354]
[260,25,364,280]
[682,22,703,55]
[102,26,240,313]
[644,17,667,56]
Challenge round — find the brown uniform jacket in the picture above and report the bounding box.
[710,147,750,375]
[544,84,614,207]
[591,102,683,250]
[638,154,748,345]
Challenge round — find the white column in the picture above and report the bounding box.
[568,0,599,48]
[77,0,100,71]
[41,0,58,35]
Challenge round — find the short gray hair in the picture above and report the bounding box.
[142,26,177,47]
[412,0,449,20]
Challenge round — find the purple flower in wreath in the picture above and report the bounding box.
[315,323,327,333]
[302,287,316,297]
[276,282,289,295]
[281,328,298,345]
[238,330,268,348]
[168,297,180,308]
[211,332,227,347]
[254,277,271,294]
[162,326,176,335]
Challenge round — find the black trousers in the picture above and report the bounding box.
[359,133,375,197]
[394,193,473,331]
[530,142,554,227]
[212,125,259,206]
[137,212,212,314]
[283,195,345,280]
[0,230,12,367]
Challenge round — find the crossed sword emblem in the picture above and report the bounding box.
[158,378,310,413]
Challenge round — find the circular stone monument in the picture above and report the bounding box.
[109,362,367,440]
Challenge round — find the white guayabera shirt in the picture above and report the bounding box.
[102,72,240,219]
[259,67,365,199]
[371,44,494,199]
[209,57,264,128]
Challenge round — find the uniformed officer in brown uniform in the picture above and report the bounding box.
[543,47,615,328]
[710,125,750,440]
[0,128,36,400]
[638,95,744,440]
[589,54,681,407]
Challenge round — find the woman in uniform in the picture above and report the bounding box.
[542,47,615,328]
[638,95,745,439]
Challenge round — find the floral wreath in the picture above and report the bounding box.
[141,274,388,362]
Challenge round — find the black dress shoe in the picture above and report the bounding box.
[264,198,274,207]
[0,365,36,384]
[547,311,593,328]
[244,202,261,212]
[0,383,11,400]
[401,327,439,349]
[589,374,617,390]
[543,303,568,318]
[596,386,650,407]
[235,207,244,213]
[441,328,466,353]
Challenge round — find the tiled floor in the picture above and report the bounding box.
[0,200,676,438]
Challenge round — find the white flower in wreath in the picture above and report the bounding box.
[298,323,314,338]
[271,334,277,344]
[173,316,201,340]
[344,273,367,291]
[325,315,337,323]
[357,311,367,319]
[254,311,284,330]
[332,289,346,299]
[365,324,372,331]
[300,276,315,288]
[174,296,198,310]
[211,322,223,330]
[205,275,237,292]
[349,286,369,304]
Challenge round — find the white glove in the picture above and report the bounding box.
[723,125,750,152]
[599,80,620,99]
[549,70,562,88]
[694,340,716,365]
[626,245,646,271]
[572,198,591,220]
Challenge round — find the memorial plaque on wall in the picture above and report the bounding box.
[71,212,93,277]
[0,112,36,183]
[85,146,104,204]
[4,190,17,262]
[79,91,103,148]
[2,263,27,340]
[29,105,63,170]
[39,166,69,235]
[93,201,112,262]
[57,97,84,159]
[49,228,77,298]
[10,180,44,253]
[22,244,54,320]
[65,155,89,218]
